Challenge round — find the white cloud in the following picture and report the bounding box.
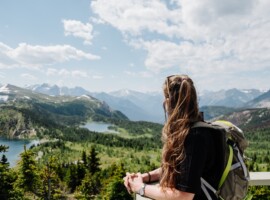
[46,68,58,76]
[0,43,100,68]
[20,73,37,80]
[0,43,17,68]
[92,75,103,79]
[0,72,5,78]
[90,17,105,24]
[62,19,94,45]
[91,0,270,84]
[58,69,70,76]
[91,0,183,37]
[124,70,153,78]
[46,68,89,78]
[72,70,88,78]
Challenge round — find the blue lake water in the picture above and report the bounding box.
[0,123,115,168]
[81,122,118,133]
[0,138,39,167]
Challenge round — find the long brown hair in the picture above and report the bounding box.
[160,74,200,189]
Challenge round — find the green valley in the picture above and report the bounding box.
[0,85,270,199]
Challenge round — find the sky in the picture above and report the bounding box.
[0,0,270,93]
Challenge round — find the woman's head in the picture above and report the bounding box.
[160,74,200,189]
[163,74,199,122]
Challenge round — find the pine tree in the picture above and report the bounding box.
[76,172,102,199]
[0,145,8,153]
[82,150,87,166]
[14,145,41,197]
[40,156,63,200]
[87,146,100,174]
[0,148,19,199]
[100,163,132,200]
[66,163,78,192]
[0,154,9,165]
[0,154,11,199]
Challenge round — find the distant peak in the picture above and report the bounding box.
[0,84,12,93]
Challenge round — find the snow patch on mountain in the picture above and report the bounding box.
[77,95,92,100]
[0,84,10,93]
[24,96,30,100]
[0,95,9,101]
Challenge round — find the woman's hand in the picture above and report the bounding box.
[128,172,144,194]
[123,172,138,193]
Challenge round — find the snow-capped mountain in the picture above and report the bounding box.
[22,83,270,122]
[25,84,164,122]
[198,88,263,107]
[26,83,91,96]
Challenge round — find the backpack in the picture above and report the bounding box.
[192,120,250,200]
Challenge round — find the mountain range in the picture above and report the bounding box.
[0,84,127,138]
[26,83,165,122]
[1,83,269,122]
[25,83,270,122]
[1,83,270,138]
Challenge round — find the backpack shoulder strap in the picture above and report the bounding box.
[218,144,233,189]
[192,121,214,129]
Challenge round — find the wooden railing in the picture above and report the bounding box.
[135,172,270,200]
[249,172,270,186]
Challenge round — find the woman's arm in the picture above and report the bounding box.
[129,173,194,200]
[141,167,161,183]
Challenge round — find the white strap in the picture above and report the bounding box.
[234,146,249,179]
[201,178,213,200]
[201,178,217,194]
[231,162,241,170]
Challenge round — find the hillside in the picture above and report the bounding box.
[213,107,270,130]
[200,106,238,120]
[0,84,128,138]
[245,90,270,108]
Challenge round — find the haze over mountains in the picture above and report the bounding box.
[0,83,269,123]
[23,83,270,122]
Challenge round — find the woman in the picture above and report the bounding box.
[123,75,224,199]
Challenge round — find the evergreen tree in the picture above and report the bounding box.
[40,156,64,200]
[14,145,41,197]
[87,146,100,174]
[66,163,78,192]
[0,145,8,153]
[100,163,132,200]
[0,153,11,199]
[76,172,102,199]
[0,147,21,200]
[82,150,87,166]
[0,154,8,165]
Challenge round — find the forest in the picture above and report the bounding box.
[0,104,270,200]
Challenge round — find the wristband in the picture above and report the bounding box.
[147,172,151,183]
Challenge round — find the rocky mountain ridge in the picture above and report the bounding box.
[0,84,128,138]
[23,83,270,122]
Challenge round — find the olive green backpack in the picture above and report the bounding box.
[193,120,250,200]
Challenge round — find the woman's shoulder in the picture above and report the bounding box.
[187,125,220,144]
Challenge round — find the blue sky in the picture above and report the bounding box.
[0,0,269,93]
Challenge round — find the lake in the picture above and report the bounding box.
[0,122,115,168]
[81,122,118,133]
[0,138,39,168]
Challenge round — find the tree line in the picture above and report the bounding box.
[0,145,135,199]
